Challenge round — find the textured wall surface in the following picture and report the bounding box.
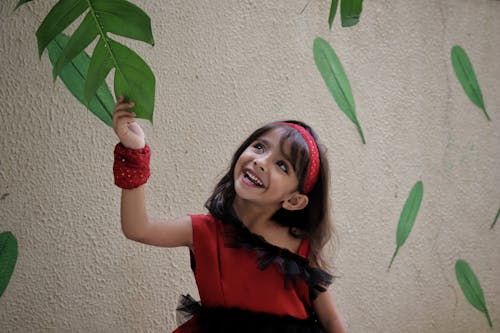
[1,0,499,332]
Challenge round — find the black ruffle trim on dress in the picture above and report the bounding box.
[176,294,325,333]
[220,213,333,295]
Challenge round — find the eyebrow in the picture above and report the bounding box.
[259,138,272,147]
[257,137,295,171]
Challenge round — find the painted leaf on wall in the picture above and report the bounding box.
[455,260,493,328]
[14,0,34,10]
[35,0,155,122]
[340,0,363,27]
[388,181,423,270]
[313,37,366,144]
[451,46,490,121]
[0,231,18,298]
[491,207,499,230]
[328,0,339,30]
[47,34,114,127]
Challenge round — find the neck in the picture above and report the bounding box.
[232,196,279,231]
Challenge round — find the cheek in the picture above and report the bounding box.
[234,154,248,175]
[271,171,295,187]
[234,156,245,169]
[237,151,253,164]
[283,174,300,191]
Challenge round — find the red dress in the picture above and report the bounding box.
[173,214,332,333]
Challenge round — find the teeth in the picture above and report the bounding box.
[246,172,263,187]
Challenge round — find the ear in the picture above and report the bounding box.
[282,192,309,211]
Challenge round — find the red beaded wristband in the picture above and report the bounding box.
[113,143,151,189]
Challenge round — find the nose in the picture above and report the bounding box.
[253,158,266,172]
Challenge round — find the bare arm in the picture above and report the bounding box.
[120,186,193,247]
[313,291,346,333]
[113,96,192,248]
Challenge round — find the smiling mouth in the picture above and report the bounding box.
[243,171,264,187]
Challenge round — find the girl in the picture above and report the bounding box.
[113,96,345,333]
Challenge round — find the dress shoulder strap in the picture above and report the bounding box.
[297,238,310,259]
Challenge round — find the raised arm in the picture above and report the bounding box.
[113,96,192,248]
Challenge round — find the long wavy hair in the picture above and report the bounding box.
[205,121,334,271]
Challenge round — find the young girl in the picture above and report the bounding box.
[112,96,345,333]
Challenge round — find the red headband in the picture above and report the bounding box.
[280,122,320,194]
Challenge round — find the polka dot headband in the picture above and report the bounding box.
[280,122,320,194]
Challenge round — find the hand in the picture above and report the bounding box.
[113,96,146,149]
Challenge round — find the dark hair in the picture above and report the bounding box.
[204,120,334,271]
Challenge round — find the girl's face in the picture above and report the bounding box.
[233,127,301,209]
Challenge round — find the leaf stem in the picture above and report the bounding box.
[485,310,493,328]
[355,121,366,144]
[388,247,399,271]
[481,107,491,121]
[491,208,500,230]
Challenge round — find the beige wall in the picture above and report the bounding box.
[1,0,499,332]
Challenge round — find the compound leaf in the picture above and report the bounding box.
[36,0,88,58]
[86,38,155,121]
[47,34,114,127]
[36,0,155,121]
[52,13,99,81]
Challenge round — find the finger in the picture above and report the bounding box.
[113,110,135,124]
[114,96,124,108]
[115,117,135,136]
[113,102,136,113]
[114,109,136,116]
[114,101,134,110]
[115,110,135,121]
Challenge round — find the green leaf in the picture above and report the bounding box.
[14,0,34,10]
[112,42,155,122]
[455,260,493,328]
[36,0,88,58]
[47,0,155,78]
[37,0,155,122]
[451,46,490,121]
[47,34,114,127]
[92,0,154,46]
[86,39,155,121]
[491,206,500,230]
[388,181,423,270]
[0,231,18,298]
[328,0,339,30]
[52,13,99,81]
[313,37,365,144]
[340,0,363,27]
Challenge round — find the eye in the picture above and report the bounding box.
[253,143,265,153]
[277,161,288,173]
